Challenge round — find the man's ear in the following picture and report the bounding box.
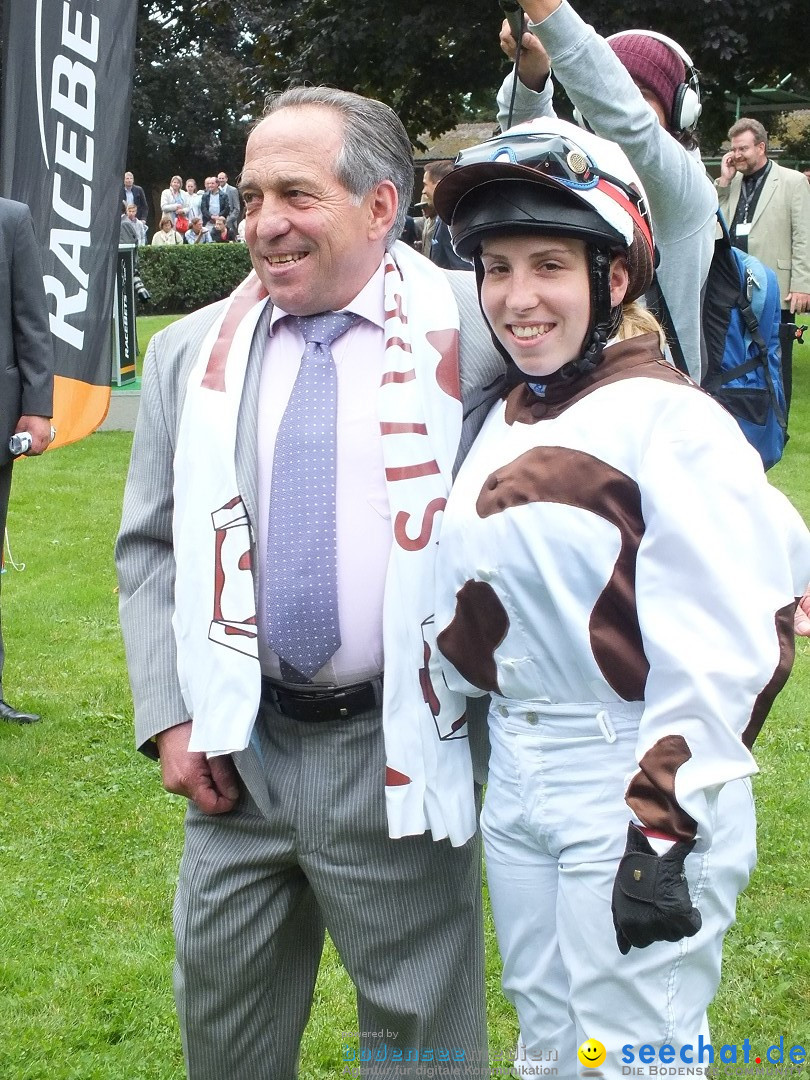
[609,254,630,308]
[366,180,399,241]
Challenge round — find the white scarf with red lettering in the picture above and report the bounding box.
[173,241,476,846]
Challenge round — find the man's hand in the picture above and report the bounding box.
[786,291,810,315]
[155,720,241,815]
[717,152,737,187]
[499,18,551,94]
[795,588,810,636]
[15,415,52,456]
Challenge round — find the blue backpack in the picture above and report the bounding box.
[659,211,787,470]
[701,212,786,469]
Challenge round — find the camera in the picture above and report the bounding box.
[9,432,32,455]
[132,270,151,304]
[8,425,56,456]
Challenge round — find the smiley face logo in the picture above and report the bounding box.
[578,1039,606,1069]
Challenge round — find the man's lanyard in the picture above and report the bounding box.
[738,161,771,224]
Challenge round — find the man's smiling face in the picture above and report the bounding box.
[240,105,391,316]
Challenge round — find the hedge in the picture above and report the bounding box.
[137,244,254,314]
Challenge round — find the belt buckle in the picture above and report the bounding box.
[334,686,355,720]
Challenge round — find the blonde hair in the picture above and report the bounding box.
[614,301,667,353]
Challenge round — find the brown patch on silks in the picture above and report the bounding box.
[504,334,695,426]
[477,446,649,701]
[742,601,798,748]
[385,767,411,786]
[626,734,698,842]
[437,580,509,694]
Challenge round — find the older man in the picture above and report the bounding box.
[116,87,503,1080]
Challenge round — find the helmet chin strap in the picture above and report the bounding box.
[556,247,614,382]
[472,245,620,390]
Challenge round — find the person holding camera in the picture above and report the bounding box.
[0,198,54,724]
[496,0,716,385]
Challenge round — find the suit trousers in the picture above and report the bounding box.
[779,311,796,418]
[481,700,756,1080]
[0,461,13,694]
[173,697,487,1079]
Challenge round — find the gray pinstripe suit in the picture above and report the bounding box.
[116,267,504,1079]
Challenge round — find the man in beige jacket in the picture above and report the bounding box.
[717,117,810,409]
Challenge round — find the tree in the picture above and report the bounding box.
[239,0,807,152]
[129,0,808,191]
[127,0,261,217]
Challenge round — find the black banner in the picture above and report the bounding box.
[113,244,137,386]
[0,0,138,443]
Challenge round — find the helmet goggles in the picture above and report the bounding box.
[434,129,654,257]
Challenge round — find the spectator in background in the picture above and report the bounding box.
[236,217,247,243]
[160,175,190,229]
[120,171,149,226]
[210,214,234,242]
[120,202,147,246]
[184,217,212,245]
[399,214,423,249]
[185,179,203,223]
[421,160,471,270]
[0,198,55,725]
[151,214,184,246]
[717,117,810,412]
[200,176,230,232]
[217,170,241,231]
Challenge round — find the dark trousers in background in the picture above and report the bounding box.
[0,461,13,696]
[780,310,797,419]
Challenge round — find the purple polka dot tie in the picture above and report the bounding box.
[265,311,359,682]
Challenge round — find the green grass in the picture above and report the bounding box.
[137,315,180,367]
[0,322,808,1077]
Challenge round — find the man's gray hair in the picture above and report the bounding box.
[728,117,769,149]
[263,86,414,247]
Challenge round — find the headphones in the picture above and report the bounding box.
[572,30,702,134]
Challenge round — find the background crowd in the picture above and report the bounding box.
[119,169,245,245]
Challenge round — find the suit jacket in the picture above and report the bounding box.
[220,183,241,226]
[428,218,472,272]
[0,199,55,468]
[120,183,149,222]
[718,161,810,304]
[116,266,504,769]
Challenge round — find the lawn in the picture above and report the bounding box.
[0,322,808,1078]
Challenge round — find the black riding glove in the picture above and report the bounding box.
[611,823,702,954]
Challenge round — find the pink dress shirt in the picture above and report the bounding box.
[256,261,391,685]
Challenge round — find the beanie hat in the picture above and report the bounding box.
[609,34,685,128]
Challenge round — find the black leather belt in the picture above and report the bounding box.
[261,675,383,723]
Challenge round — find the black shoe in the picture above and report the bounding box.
[0,699,41,724]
